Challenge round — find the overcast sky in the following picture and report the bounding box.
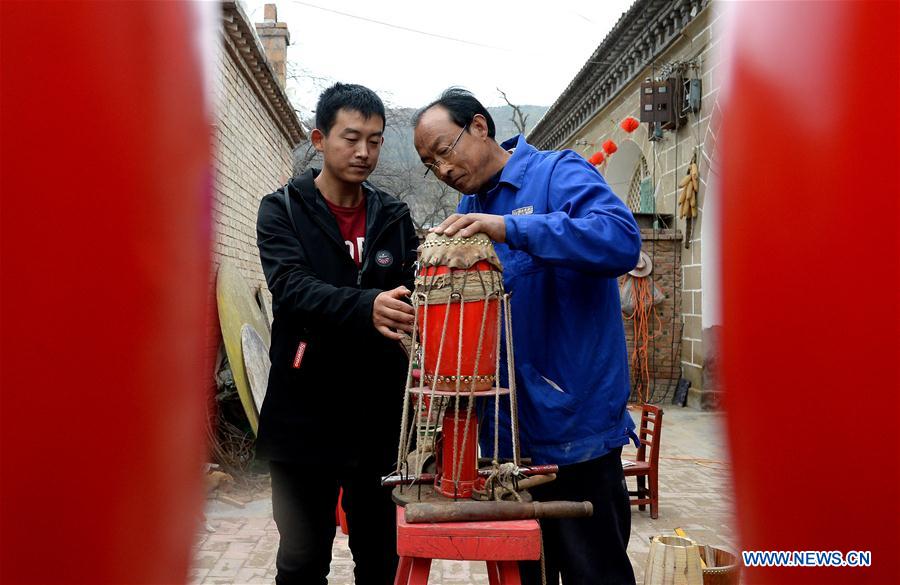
[241,0,634,116]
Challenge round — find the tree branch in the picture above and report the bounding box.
[497,87,529,135]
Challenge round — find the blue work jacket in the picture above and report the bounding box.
[462,135,642,465]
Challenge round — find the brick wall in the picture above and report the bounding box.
[561,3,725,390]
[204,26,296,399]
[622,230,682,402]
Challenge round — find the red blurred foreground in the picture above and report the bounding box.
[1,1,899,584]
[720,2,899,584]
[1,3,212,583]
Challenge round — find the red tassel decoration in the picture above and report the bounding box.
[602,139,618,155]
[620,116,640,133]
[588,151,605,165]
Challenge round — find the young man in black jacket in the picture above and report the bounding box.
[256,83,418,585]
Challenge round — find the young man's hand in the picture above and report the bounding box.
[431,213,506,243]
[373,286,414,340]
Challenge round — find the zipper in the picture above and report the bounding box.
[297,182,408,288]
[357,211,408,287]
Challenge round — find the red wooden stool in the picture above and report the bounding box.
[394,506,541,585]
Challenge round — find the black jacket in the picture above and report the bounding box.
[256,169,418,464]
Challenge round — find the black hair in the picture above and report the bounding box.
[314,82,386,136]
[412,87,495,139]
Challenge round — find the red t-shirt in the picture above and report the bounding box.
[323,194,366,267]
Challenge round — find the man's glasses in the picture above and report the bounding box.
[423,123,469,178]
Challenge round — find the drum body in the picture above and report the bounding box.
[417,260,500,393]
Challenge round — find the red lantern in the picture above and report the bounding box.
[620,116,640,133]
[588,151,605,165]
[602,139,618,155]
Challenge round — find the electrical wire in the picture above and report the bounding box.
[288,1,509,51]
[623,275,664,405]
[287,0,626,65]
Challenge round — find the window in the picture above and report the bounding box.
[626,156,651,212]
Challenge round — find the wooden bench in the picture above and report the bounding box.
[394,506,541,585]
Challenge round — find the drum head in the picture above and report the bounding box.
[216,259,270,434]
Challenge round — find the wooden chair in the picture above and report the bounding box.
[623,404,663,519]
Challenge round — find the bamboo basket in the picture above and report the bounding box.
[644,535,704,585]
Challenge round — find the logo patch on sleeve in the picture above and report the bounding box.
[292,341,307,369]
[375,250,394,267]
[512,205,534,215]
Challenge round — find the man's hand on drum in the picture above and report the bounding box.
[431,213,506,243]
[373,285,414,340]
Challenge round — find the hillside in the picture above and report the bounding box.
[379,104,548,167]
[293,104,548,228]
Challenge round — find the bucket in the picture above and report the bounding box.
[700,545,739,585]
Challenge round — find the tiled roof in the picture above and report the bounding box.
[221,1,305,145]
[528,0,709,150]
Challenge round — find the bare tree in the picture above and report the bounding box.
[291,142,318,177]
[286,62,334,121]
[289,102,460,230]
[368,107,459,230]
[497,88,529,135]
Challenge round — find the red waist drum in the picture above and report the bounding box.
[416,260,500,393]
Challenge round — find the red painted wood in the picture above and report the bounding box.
[486,561,501,585]
[393,556,413,585]
[396,507,541,561]
[622,404,663,519]
[407,558,432,585]
[488,561,523,585]
[621,461,650,475]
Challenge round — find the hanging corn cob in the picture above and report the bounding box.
[678,156,700,219]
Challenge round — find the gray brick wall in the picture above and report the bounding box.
[206,30,296,393]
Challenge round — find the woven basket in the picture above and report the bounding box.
[644,535,704,585]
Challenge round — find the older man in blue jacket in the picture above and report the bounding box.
[413,88,642,585]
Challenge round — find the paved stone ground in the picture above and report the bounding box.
[191,407,735,584]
